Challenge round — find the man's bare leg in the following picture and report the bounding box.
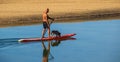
[48,28,50,37]
[42,29,46,38]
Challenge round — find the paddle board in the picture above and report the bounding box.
[18,33,76,42]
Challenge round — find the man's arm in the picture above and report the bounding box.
[47,15,54,21]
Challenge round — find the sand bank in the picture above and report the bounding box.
[0,0,120,27]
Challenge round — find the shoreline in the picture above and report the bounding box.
[0,8,120,28]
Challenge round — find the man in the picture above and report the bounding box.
[42,8,54,38]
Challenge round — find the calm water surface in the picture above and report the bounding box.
[0,20,120,62]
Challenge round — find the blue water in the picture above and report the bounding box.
[0,20,120,62]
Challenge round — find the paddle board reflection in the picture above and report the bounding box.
[41,37,76,62]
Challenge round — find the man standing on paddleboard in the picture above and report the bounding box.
[42,8,54,38]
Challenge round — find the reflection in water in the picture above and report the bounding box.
[41,40,51,62]
[0,37,75,62]
[51,40,61,47]
[41,37,76,62]
[0,38,20,48]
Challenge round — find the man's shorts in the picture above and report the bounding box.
[43,22,49,29]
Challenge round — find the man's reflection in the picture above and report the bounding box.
[41,37,77,62]
[41,37,76,62]
[41,30,76,62]
[41,41,51,62]
[41,40,61,62]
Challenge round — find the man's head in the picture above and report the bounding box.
[46,8,49,13]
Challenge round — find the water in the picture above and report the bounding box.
[0,20,120,62]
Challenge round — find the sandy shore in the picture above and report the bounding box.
[0,0,120,27]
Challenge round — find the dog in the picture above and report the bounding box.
[51,30,61,37]
[51,30,61,46]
